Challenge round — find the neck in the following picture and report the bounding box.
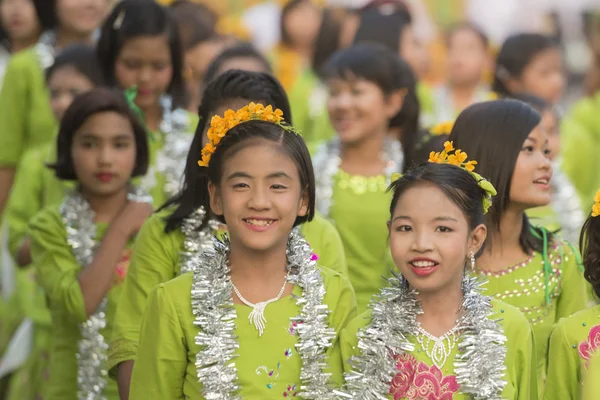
[55,28,93,50]
[228,239,289,282]
[10,36,39,53]
[449,82,479,108]
[143,103,163,132]
[490,207,524,253]
[340,130,387,174]
[416,283,464,334]
[82,186,129,224]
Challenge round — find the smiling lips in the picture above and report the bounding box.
[533,176,551,190]
[409,258,440,277]
[243,218,277,232]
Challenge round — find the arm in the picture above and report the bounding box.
[0,168,15,218]
[109,213,181,387]
[129,284,187,399]
[515,324,538,400]
[302,213,348,277]
[543,322,578,400]
[556,244,589,320]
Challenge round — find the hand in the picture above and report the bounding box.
[116,201,154,237]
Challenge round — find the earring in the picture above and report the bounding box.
[470,251,476,272]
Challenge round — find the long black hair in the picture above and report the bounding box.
[580,209,600,299]
[352,1,412,56]
[203,43,272,85]
[448,99,548,253]
[322,43,420,170]
[162,70,293,232]
[96,0,186,108]
[45,44,104,87]
[493,33,559,98]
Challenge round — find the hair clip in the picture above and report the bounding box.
[495,65,511,81]
[429,141,497,214]
[113,9,126,30]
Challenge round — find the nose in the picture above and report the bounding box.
[247,185,271,211]
[330,91,352,111]
[97,143,113,166]
[409,229,434,253]
[139,66,152,83]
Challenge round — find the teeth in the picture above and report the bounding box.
[245,219,274,227]
[535,179,549,184]
[412,261,436,268]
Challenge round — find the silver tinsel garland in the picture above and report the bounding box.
[550,161,584,245]
[140,95,194,197]
[61,187,152,400]
[179,207,219,275]
[191,231,338,399]
[312,137,403,218]
[344,272,507,400]
[35,31,56,70]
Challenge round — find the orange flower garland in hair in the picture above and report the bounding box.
[429,141,497,214]
[198,102,285,167]
[592,189,600,217]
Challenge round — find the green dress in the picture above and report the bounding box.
[476,239,589,390]
[29,204,135,399]
[128,267,357,398]
[328,170,395,313]
[560,92,600,203]
[107,209,347,376]
[340,299,538,399]
[0,48,56,168]
[544,304,600,400]
[583,351,600,400]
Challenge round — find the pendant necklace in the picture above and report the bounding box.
[231,272,290,337]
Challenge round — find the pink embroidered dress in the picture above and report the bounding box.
[545,304,600,400]
[340,299,538,399]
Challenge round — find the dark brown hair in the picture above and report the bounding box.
[49,88,149,180]
[580,211,600,298]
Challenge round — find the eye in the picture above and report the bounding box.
[80,140,95,149]
[395,225,412,232]
[271,184,288,190]
[232,182,249,189]
[543,148,552,156]
[435,226,453,233]
[351,87,364,96]
[152,62,169,71]
[121,59,141,69]
[522,145,534,153]
[114,140,131,149]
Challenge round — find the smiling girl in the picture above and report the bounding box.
[109,70,348,399]
[448,99,589,391]
[127,102,356,398]
[341,156,537,399]
[97,0,197,206]
[29,88,153,399]
[313,43,408,312]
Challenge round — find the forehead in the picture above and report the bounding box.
[222,140,300,179]
[394,184,466,221]
[118,35,171,58]
[74,111,134,139]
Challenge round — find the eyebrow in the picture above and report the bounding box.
[78,133,133,141]
[226,171,293,180]
[392,215,458,222]
[525,136,536,143]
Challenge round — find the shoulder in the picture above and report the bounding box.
[158,272,194,313]
[300,212,338,240]
[547,237,580,268]
[342,309,373,341]
[321,266,352,293]
[564,94,600,128]
[29,203,63,233]
[553,305,600,341]
[6,48,39,70]
[137,209,183,244]
[490,298,532,340]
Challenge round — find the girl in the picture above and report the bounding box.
[0,43,103,400]
[493,33,565,104]
[0,0,44,90]
[341,157,537,399]
[513,94,584,246]
[97,0,198,206]
[0,0,108,216]
[29,88,153,399]
[545,190,600,400]
[203,42,272,86]
[313,43,407,312]
[448,99,589,390]
[109,70,349,398]
[128,101,357,398]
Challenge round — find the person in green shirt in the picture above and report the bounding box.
[129,101,357,398]
[449,99,589,394]
[0,0,108,217]
[313,44,408,313]
[29,88,154,400]
[97,0,199,208]
[341,158,537,399]
[545,191,600,400]
[109,69,348,398]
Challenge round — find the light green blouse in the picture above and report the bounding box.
[128,267,357,398]
[108,209,347,375]
[329,170,394,313]
[29,204,134,400]
[545,304,600,400]
[476,239,588,390]
[0,48,56,167]
[340,298,538,399]
[583,351,600,400]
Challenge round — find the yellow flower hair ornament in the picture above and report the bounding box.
[198,102,291,168]
[430,121,454,136]
[592,189,600,217]
[429,141,497,214]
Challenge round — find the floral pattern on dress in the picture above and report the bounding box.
[113,249,131,285]
[578,324,600,368]
[390,353,460,400]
